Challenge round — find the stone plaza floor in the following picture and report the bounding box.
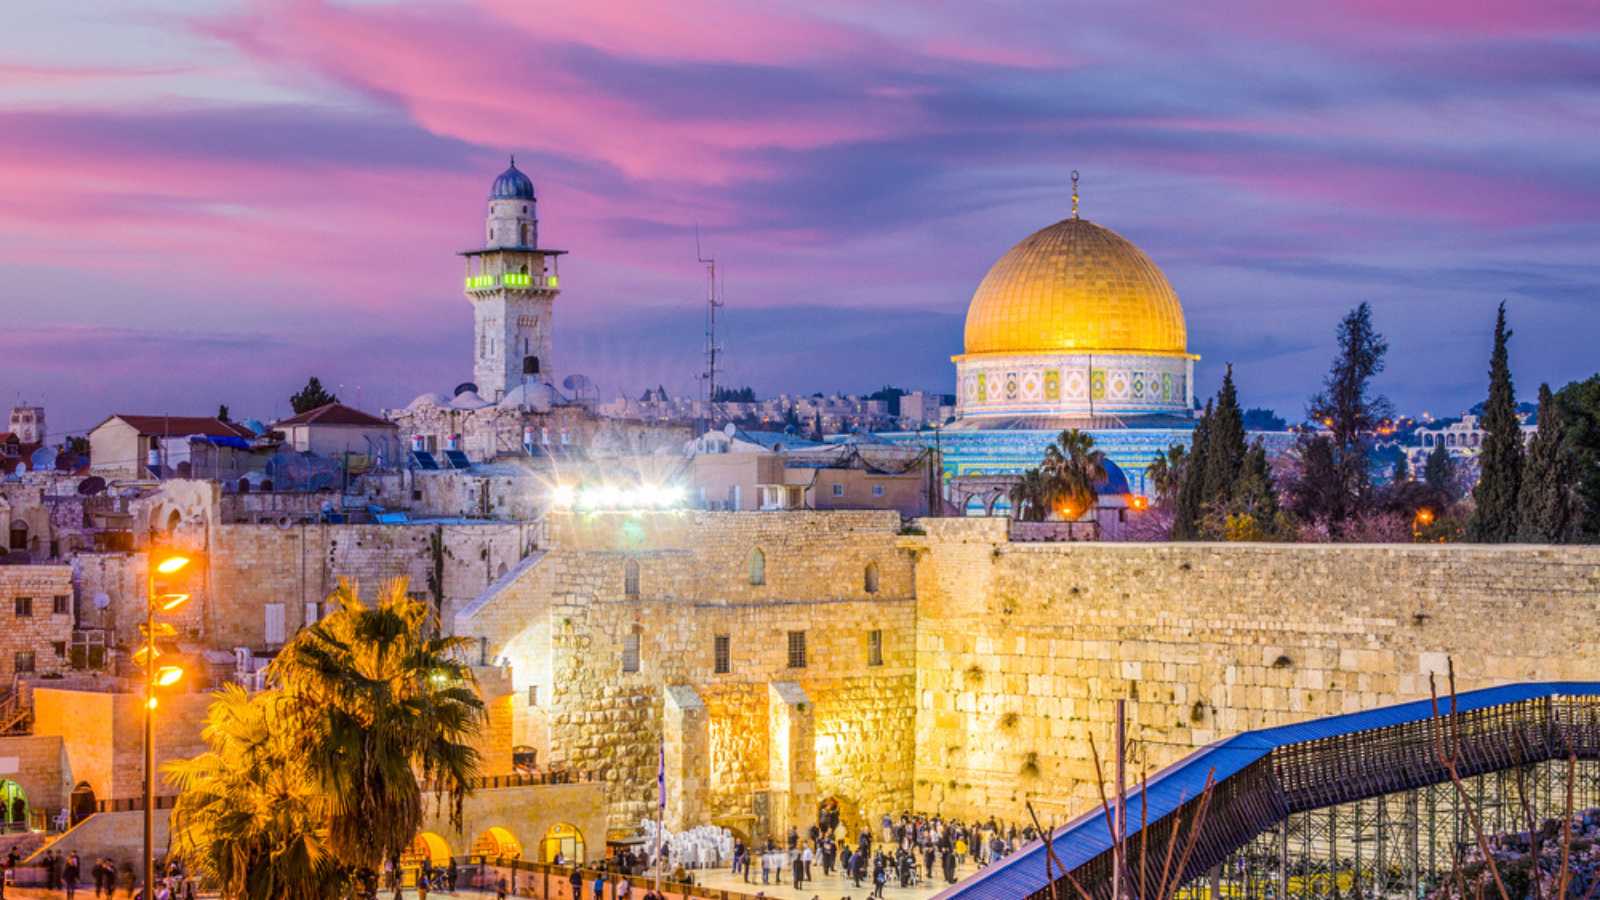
[691,860,983,900]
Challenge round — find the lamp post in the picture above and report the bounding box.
[142,553,190,899]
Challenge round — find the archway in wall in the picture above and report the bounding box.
[523,356,540,375]
[167,509,181,533]
[402,832,452,868]
[0,781,27,832]
[8,520,27,551]
[69,782,95,826]
[472,826,523,860]
[817,795,861,839]
[541,822,585,864]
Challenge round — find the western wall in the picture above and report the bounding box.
[458,510,1600,843]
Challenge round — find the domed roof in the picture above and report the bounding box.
[499,381,560,412]
[407,392,447,410]
[1094,458,1132,496]
[489,157,535,201]
[963,216,1187,356]
[449,390,491,410]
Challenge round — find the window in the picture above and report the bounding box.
[52,595,69,615]
[748,548,766,586]
[787,630,807,669]
[14,652,34,674]
[304,602,321,628]
[527,684,539,707]
[624,559,640,598]
[867,629,883,667]
[52,641,66,659]
[622,630,641,673]
[871,484,885,497]
[864,562,880,594]
[714,634,731,674]
[264,603,286,646]
[13,596,31,618]
[831,483,844,497]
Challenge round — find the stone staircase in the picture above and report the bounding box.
[0,687,31,735]
[456,550,546,625]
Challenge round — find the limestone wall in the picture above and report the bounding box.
[0,566,74,679]
[458,511,919,837]
[907,520,1600,825]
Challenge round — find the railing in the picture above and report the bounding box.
[467,769,593,790]
[95,795,178,813]
[428,856,764,900]
[0,687,31,735]
[465,273,559,291]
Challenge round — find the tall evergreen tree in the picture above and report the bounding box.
[1199,365,1247,510]
[290,377,338,414]
[1469,303,1523,542]
[1391,452,1409,484]
[1423,443,1457,502]
[1517,383,1577,542]
[1554,375,1600,539]
[1171,400,1213,540]
[1306,303,1392,533]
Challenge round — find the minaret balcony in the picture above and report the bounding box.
[465,273,560,292]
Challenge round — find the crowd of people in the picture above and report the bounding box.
[3,848,194,900]
[1429,807,1600,899]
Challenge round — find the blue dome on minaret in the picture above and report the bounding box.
[489,156,536,200]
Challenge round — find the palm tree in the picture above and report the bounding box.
[1009,468,1052,522]
[166,686,348,900]
[1041,429,1107,520]
[269,578,486,878]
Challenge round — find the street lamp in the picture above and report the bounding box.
[141,551,191,899]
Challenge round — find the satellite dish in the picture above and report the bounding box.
[77,476,107,496]
[453,382,479,397]
[93,592,111,610]
[30,447,56,471]
[723,423,737,437]
[562,374,599,403]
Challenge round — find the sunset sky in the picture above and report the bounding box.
[4,0,1599,433]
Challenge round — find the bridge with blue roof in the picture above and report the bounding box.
[936,682,1600,900]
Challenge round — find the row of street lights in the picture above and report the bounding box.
[140,552,193,899]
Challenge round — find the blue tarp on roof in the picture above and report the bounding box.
[936,682,1600,900]
[192,435,251,450]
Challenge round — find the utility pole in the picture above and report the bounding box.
[697,227,723,417]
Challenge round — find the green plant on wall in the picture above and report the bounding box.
[426,527,446,624]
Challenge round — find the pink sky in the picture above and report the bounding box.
[2,0,1598,432]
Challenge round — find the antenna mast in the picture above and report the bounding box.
[696,227,724,410]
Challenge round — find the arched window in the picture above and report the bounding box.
[166,509,181,533]
[748,548,766,586]
[520,223,531,245]
[624,559,640,598]
[864,562,879,594]
[523,356,540,375]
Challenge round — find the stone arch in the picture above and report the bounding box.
[0,780,26,829]
[818,795,861,838]
[748,547,766,586]
[167,509,181,533]
[540,822,585,864]
[7,519,26,551]
[404,831,452,868]
[624,558,640,598]
[523,356,540,375]
[496,561,509,578]
[69,781,96,826]
[472,826,523,860]
[863,561,879,594]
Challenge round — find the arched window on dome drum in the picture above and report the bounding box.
[520,223,530,246]
[748,548,766,586]
[864,562,879,594]
[523,356,540,375]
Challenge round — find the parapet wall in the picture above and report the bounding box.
[908,518,1600,824]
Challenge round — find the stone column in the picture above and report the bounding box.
[662,684,710,831]
[767,681,816,840]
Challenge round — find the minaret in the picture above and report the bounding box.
[461,156,565,401]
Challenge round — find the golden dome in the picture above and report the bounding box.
[962,216,1188,357]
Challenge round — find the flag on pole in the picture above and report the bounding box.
[658,739,666,810]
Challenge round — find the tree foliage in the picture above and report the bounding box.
[1297,303,1392,534]
[1517,383,1579,542]
[1554,374,1600,539]
[290,377,339,415]
[1009,429,1107,522]
[1468,303,1523,542]
[168,579,486,898]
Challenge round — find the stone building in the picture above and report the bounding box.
[0,565,73,683]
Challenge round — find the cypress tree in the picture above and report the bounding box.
[1200,365,1247,510]
[1391,452,1409,484]
[1468,303,1523,542]
[1555,375,1600,539]
[1423,443,1456,502]
[1172,400,1213,540]
[1306,303,1392,532]
[1517,383,1577,542]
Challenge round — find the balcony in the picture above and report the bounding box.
[465,273,559,292]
